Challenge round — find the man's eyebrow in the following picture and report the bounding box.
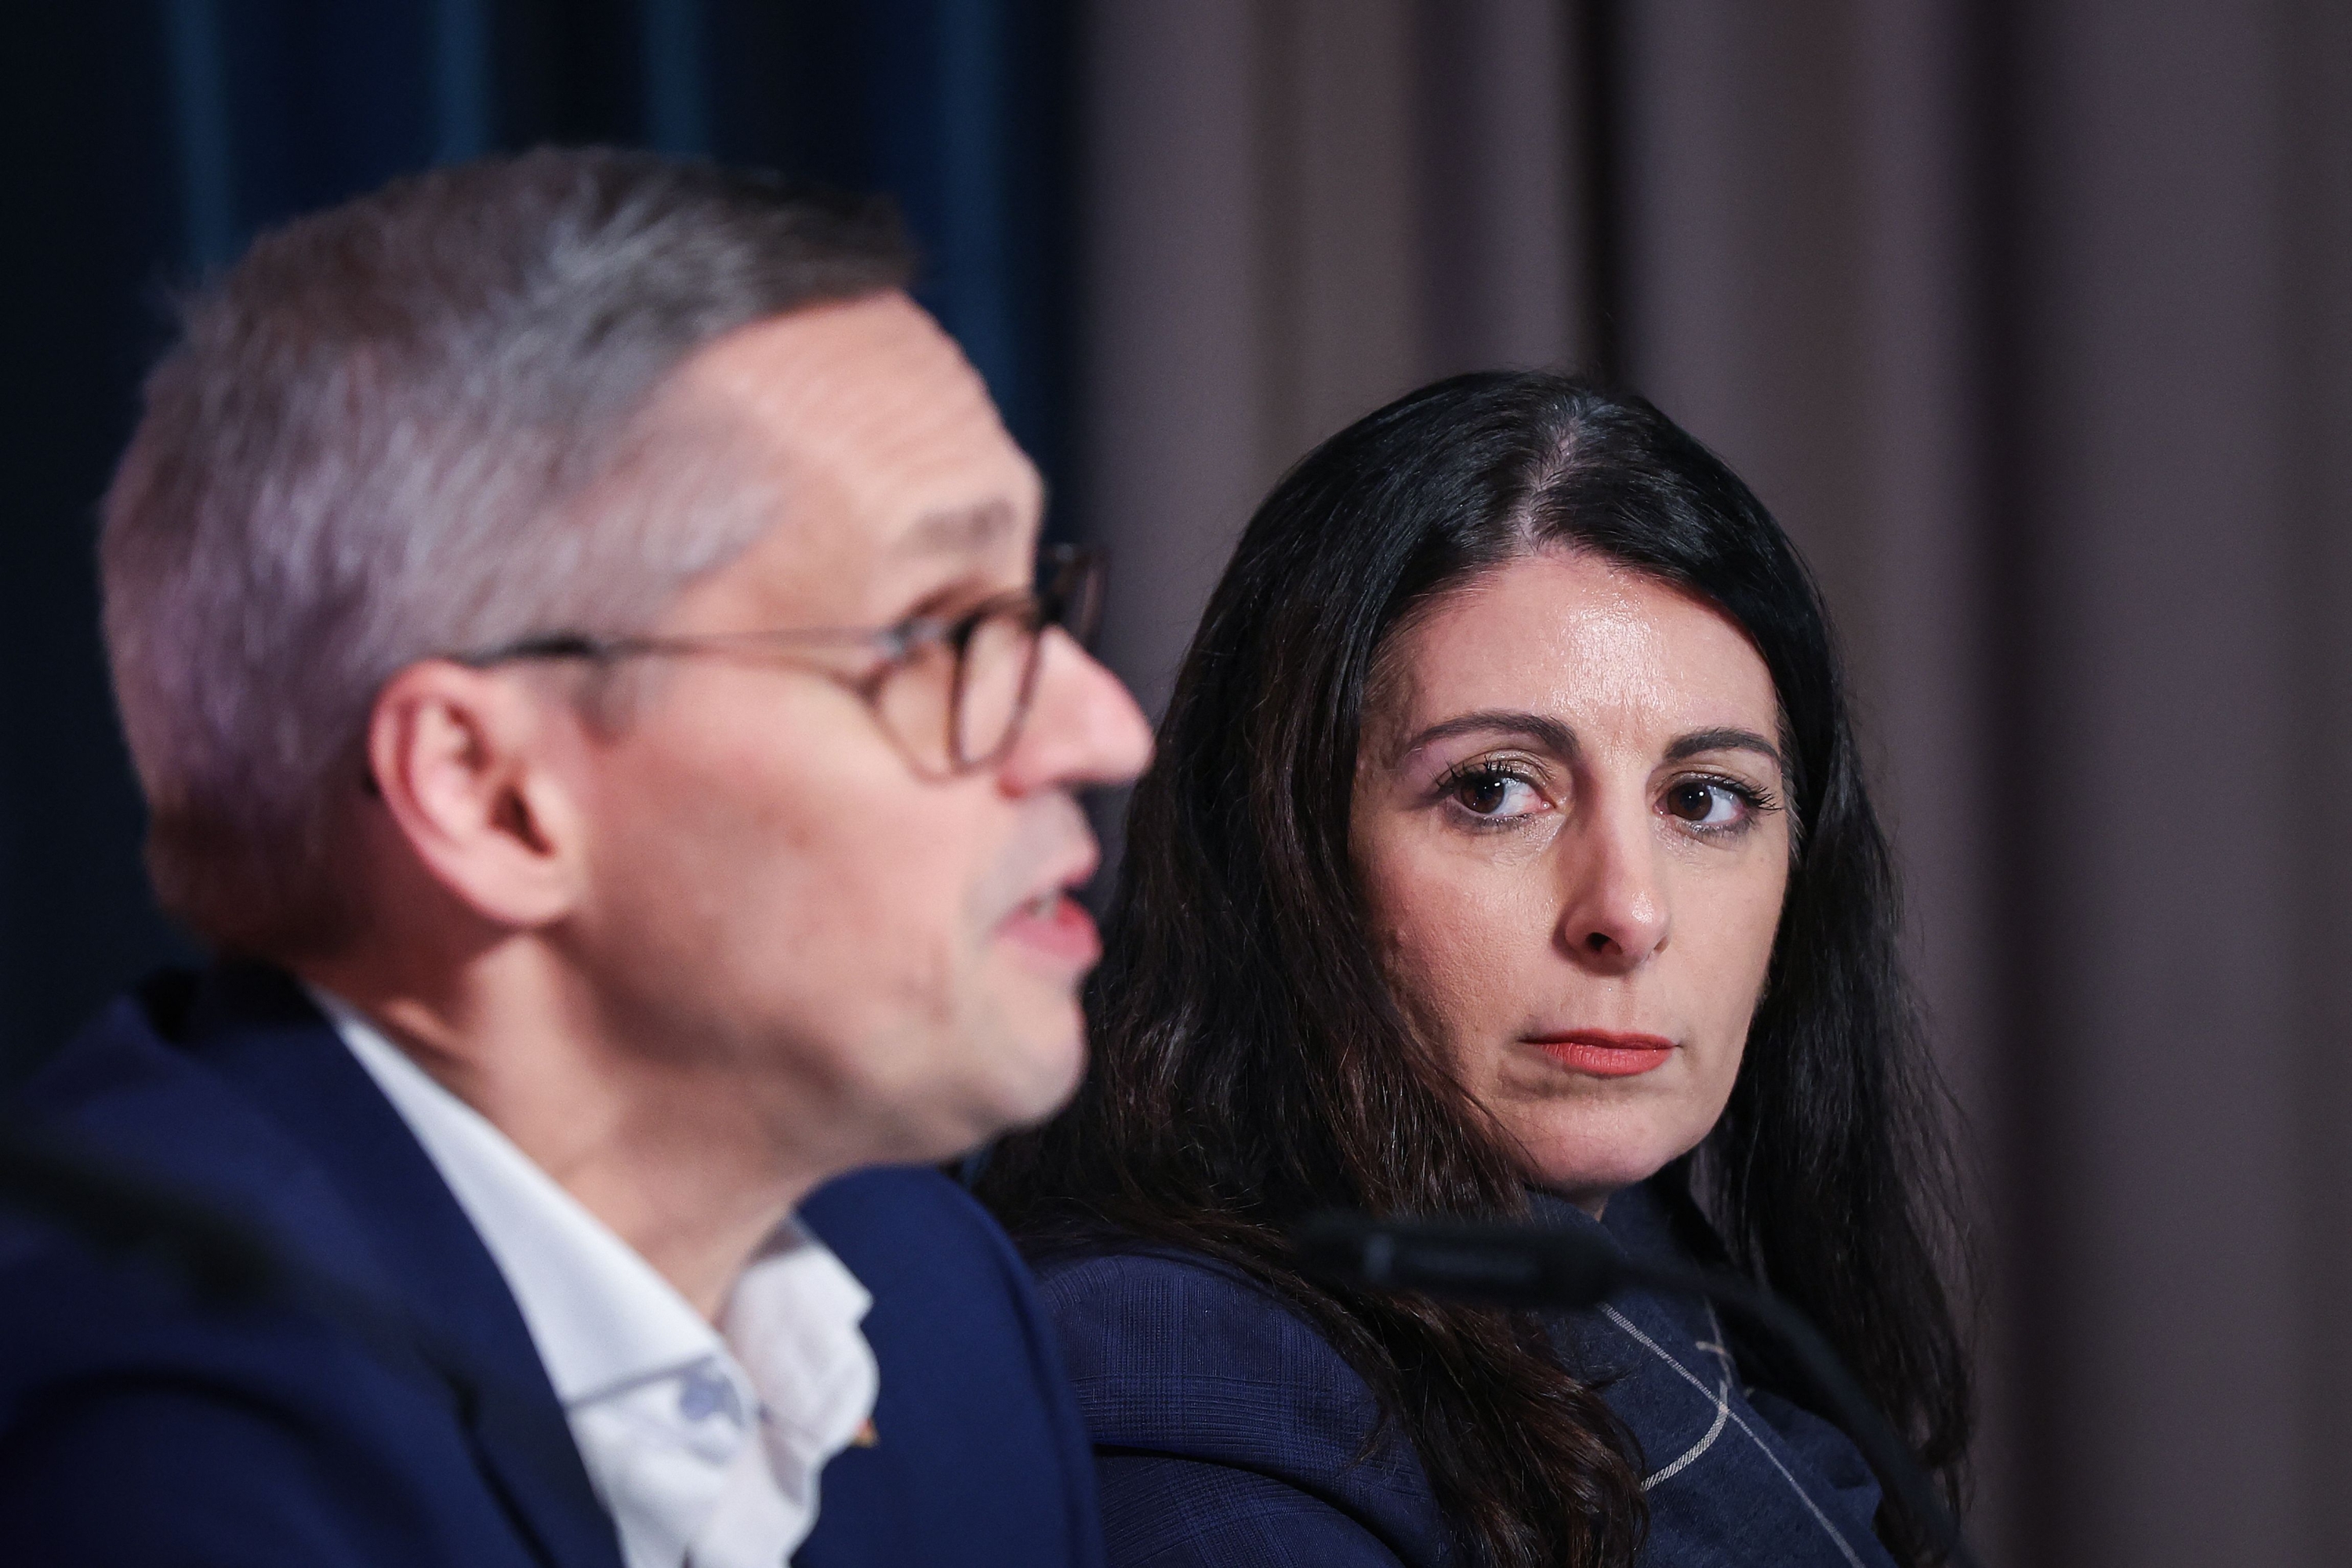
[1664,727,1786,774]
[898,499,1022,557]
[1402,710,1581,760]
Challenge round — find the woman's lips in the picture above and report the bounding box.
[1527,1030,1676,1079]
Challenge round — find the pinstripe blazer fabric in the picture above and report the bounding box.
[1033,1186,1896,1568]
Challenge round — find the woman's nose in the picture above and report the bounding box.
[1555,802,1671,971]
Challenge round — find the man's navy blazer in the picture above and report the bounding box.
[0,964,1105,1568]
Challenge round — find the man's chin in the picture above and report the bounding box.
[867,1029,1085,1171]
[995,1019,1089,1131]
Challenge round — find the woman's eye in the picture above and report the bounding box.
[1448,768,1543,819]
[1664,779,1747,829]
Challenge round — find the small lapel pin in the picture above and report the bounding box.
[851,1417,879,1449]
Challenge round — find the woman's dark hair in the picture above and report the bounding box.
[980,372,1972,1568]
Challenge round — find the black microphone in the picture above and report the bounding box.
[1294,1210,1980,1568]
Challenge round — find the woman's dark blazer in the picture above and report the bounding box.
[1031,1185,1895,1568]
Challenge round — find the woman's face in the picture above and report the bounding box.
[1350,549,1791,1212]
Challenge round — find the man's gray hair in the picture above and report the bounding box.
[102,147,913,954]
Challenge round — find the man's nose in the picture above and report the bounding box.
[1555,800,1671,973]
[999,628,1154,793]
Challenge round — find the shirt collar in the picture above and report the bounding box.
[314,985,726,1403]
[310,985,880,1568]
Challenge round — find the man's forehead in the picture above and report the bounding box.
[677,296,1039,532]
[680,293,999,453]
[900,498,1026,559]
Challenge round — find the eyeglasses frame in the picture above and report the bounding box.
[453,543,1105,778]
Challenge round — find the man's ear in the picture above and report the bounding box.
[364,661,586,928]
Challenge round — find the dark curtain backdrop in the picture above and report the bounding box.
[0,0,1076,1076]
[1076,4,2352,1566]
[6,4,2349,1565]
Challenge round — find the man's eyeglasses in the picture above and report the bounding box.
[458,545,1105,778]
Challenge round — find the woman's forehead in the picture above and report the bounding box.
[1377,553,1778,739]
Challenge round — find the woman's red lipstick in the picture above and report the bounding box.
[1528,1030,1675,1078]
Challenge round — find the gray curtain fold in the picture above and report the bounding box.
[1074,2,2352,1563]
[1079,0,1589,722]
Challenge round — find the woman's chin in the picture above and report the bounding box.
[1519,1126,1696,1210]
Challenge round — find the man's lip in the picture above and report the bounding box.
[1001,851,1101,927]
[996,887,1102,968]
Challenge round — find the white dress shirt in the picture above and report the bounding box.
[314,989,879,1568]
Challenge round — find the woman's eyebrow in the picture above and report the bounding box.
[1665,726,1786,774]
[1403,710,1581,760]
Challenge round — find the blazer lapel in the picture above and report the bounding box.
[180,964,626,1568]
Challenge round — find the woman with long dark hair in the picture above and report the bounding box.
[982,372,1973,1567]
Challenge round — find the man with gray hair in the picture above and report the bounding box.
[0,149,1149,1568]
